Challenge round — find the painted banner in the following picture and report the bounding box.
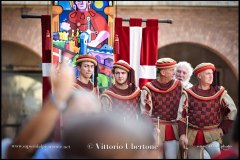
[51,1,114,92]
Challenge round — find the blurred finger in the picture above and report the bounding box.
[50,64,57,79]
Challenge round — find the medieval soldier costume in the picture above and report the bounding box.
[100,60,141,119]
[177,62,237,159]
[140,58,183,159]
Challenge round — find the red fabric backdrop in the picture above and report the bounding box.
[114,17,158,88]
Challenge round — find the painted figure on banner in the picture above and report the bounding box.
[52,1,114,93]
[61,1,110,48]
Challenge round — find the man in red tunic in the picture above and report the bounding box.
[100,60,141,120]
[140,58,183,159]
[73,54,99,96]
[177,62,237,159]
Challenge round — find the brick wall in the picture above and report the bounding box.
[2,5,238,75]
[2,6,50,57]
[117,6,239,76]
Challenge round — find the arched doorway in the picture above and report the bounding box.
[1,41,42,139]
[158,42,238,106]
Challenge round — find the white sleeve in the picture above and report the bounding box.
[221,92,237,120]
[177,91,188,121]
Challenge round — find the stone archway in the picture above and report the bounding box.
[158,42,238,106]
[2,40,42,70]
[2,40,42,139]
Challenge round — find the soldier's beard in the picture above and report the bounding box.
[181,78,191,87]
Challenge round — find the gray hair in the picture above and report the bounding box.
[175,61,193,83]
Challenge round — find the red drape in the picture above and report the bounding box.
[114,17,130,62]
[42,15,61,142]
[114,17,158,88]
[140,19,158,65]
[41,15,51,103]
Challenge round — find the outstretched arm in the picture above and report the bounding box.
[7,60,75,159]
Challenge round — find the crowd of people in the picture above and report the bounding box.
[2,54,238,159]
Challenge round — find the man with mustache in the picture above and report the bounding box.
[175,61,193,89]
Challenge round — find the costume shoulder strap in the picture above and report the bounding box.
[145,79,180,93]
[102,87,141,100]
[220,87,228,104]
[186,86,225,100]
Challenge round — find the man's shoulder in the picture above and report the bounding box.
[142,80,155,88]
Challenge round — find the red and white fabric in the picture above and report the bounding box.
[114,18,159,89]
[52,47,74,64]
[41,15,52,103]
